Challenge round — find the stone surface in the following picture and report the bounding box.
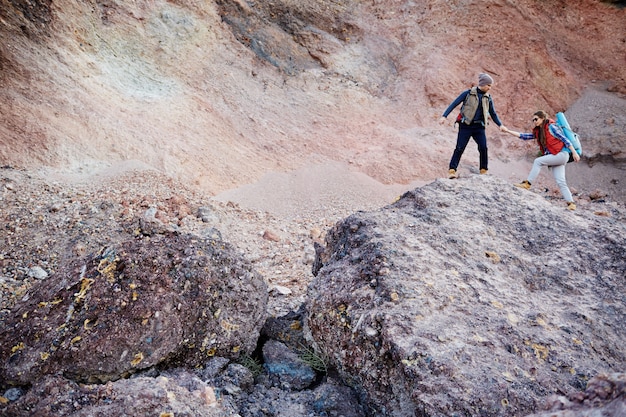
[0,232,268,385]
[527,372,626,417]
[1,372,236,417]
[565,85,626,165]
[306,175,626,416]
[262,340,316,390]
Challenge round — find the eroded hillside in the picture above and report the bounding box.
[1,0,625,196]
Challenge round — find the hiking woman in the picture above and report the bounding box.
[503,110,580,210]
[439,73,507,178]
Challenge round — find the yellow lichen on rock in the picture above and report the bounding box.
[11,342,25,353]
[290,320,302,330]
[220,320,240,334]
[74,278,94,303]
[131,352,144,366]
[531,343,549,361]
[97,254,119,283]
[485,251,501,263]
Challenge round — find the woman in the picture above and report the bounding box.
[503,110,580,210]
[439,73,507,178]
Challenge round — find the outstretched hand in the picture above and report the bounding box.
[501,126,521,137]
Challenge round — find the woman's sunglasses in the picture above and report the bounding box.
[532,117,539,122]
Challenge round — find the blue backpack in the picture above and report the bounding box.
[555,112,582,158]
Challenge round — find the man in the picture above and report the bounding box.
[439,73,507,178]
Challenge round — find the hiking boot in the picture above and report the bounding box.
[448,169,458,179]
[567,201,576,211]
[515,180,531,189]
[480,169,488,175]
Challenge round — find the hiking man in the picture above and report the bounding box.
[439,73,507,178]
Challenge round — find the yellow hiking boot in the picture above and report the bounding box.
[515,180,531,189]
[480,169,488,175]
[448,169,458,179]
[567,201,576,211]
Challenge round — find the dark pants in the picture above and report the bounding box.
[449,124,488,171]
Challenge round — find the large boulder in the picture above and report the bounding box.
[0,232,268,385]
[306,175,626,416]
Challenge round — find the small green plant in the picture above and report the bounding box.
[237,353,263,377]
[298,345,328,374]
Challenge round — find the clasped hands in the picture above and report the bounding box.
[438,116,511,134]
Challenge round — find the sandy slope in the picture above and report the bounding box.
[212,81,626,217]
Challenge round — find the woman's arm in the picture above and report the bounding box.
[549,124,573,148]
[503,128,521,137]
[502,128,534,140]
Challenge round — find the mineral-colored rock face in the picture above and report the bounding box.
[525,372,626,417]
[1,373,237,417]
[306,175,626,417]
[0,233,268,385]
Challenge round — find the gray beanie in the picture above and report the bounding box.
[478,73,494,86]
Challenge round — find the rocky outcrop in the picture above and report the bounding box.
[306,175,626,416]
[527,372,626,417]
[1,372,237,417]
[1,168,625,416]
[0,232,268,385]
